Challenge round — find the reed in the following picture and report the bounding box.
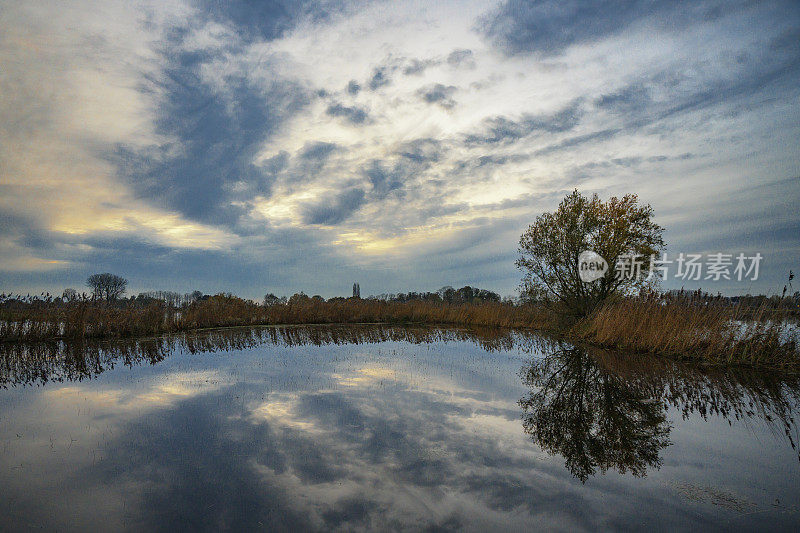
[1,292,797,368]
[572,295,798,367]
[0,294,551,341]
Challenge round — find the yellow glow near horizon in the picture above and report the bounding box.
[49,208,236,250]
[331,227,450,254]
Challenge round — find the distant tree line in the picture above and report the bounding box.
[260,286,504,307]
[7,268,796,318]
[369,286,502,304]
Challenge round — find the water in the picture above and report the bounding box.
[1,325,798,531]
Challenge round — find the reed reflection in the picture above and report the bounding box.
[0,338,171,387]
[520,343,800,482]
[0,325,522,387]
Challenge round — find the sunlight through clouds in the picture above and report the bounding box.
[1,0,797,295]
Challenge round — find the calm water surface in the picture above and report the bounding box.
[1,325,798,531]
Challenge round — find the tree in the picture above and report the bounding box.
[517,190,664,316]
[263,293,282,306]
[352,282,360,299]
[86,273,128,301]
[61,288,78,302]
[437,286,456,303]
[288,292,310,305]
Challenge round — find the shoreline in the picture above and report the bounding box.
[2,316,798,371]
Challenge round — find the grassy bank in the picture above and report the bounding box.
[1,293,797,368]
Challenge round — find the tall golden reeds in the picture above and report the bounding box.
[0,294,548,342]
[1,292,797,368]
[572,295,798,367]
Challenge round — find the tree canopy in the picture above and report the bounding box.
[517,190,664,316]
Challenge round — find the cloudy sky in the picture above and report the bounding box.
[1,0,798,298]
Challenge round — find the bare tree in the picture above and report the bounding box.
[86,273,128,301]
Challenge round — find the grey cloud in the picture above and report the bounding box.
[261,151,290,174]
[326,102,369,124]
[397,138,443,164]
[112,37,312,228]
[354,139,446,204]
[475,154,519,167]
[478,0,647,56]
[464,100,583,145]
[770,27,800,53]
[453,154,528,173]
[650,61,800,124]
[477,0,740,56]
[565,152,701,184]
[402,50,473,76]
[362,138,444,199]
[467,47,799,160]
[346,79,361,94]
[446,48,475,69]
[292,142,340,181]
[107,2,345,228]
[302,188,366,225]
[298,141,338,162]
[368,67,391,90]
[592,44,800,134]
[532,128,621,156]
[198,0,354,43]
[402,58,439,76]
[595,84,652,114]
[417,83,458,109]
[610,156,643,167]
[364,161,406,198]
[0,210,59,252]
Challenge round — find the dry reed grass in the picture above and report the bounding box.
[0,295,551,342]
[2,293,797,368]
[573,296,799,367]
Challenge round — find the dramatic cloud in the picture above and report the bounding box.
[1,0,798,296]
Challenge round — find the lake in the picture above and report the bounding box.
[1,325,798,531]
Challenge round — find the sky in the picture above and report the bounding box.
[1,0,798,299]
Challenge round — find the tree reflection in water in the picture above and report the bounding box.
[520,342,800,482]
[519,345,671,482]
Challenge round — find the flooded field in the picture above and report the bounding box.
[1,325,799,531]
